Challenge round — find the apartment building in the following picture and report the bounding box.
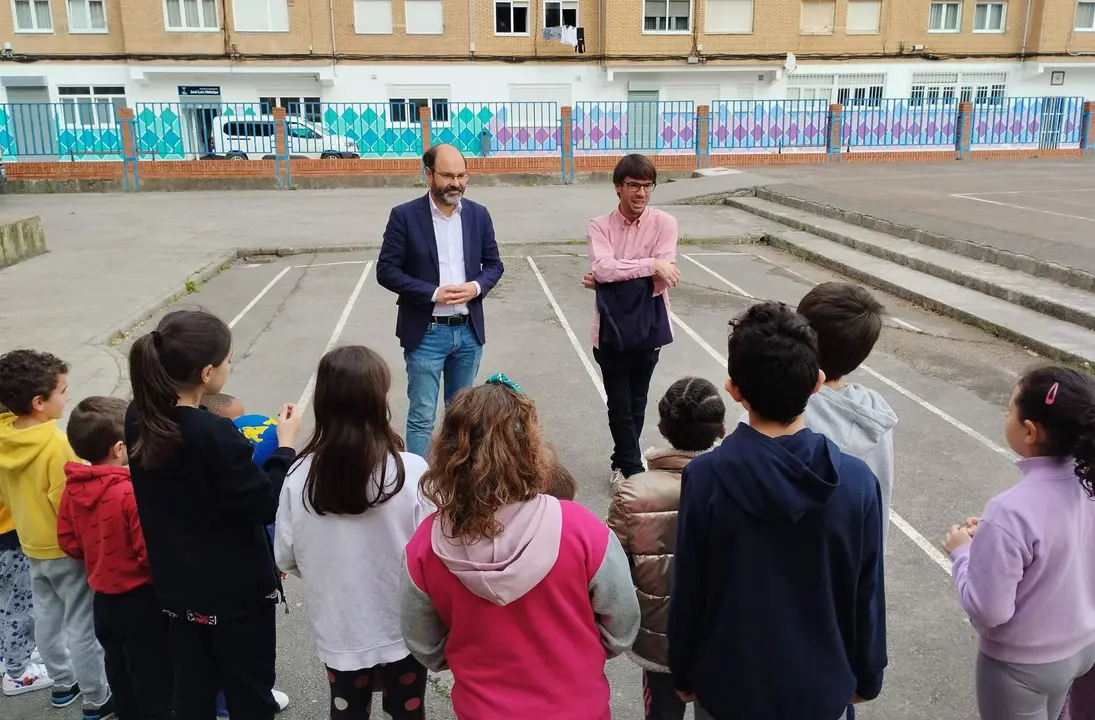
[1,0,1094,112]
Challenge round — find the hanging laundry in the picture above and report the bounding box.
[575,26,585,53]
[542,26,562,40]
[560,25,578,47]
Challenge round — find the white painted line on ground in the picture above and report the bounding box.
[674,251,752,257]
[950,194,1095,222]
[527,257,608,405]
[889,316,925,334]
[890,512,953,575]
[228,267,293,329]
[748,253,818,284]
[956,187,1095,196]
[291,260,371,268]
[681,254,755,298]
[296,261,374,411]
[669,311,728,367]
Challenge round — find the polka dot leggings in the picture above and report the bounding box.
[326,654,427,720]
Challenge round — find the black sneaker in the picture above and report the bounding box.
[51,683,81,708]
[82,696,116,720]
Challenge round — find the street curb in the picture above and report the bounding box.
[723,195,1095,333]
[762,230,1094,367]
[750,187,1095,293]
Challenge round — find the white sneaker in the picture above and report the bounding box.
[30,648,42,664]
[2,663,55,697]
[610,469,626,486]
[271,689,289,712]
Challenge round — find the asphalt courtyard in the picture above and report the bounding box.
[5,238,1047,720]
[757,159,1095,276]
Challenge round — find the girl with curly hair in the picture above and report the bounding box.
[399,375,640,719]
[944,365,1095,720]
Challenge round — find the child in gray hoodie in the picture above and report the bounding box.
[797,282,898,550]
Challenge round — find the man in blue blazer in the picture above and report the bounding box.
[377,143,505,457]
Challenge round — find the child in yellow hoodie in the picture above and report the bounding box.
[0,350,113,719]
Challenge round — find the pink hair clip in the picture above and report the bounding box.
[1046,382,1059,405]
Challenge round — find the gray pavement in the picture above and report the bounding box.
[4,242,1042,720]
[751,159,1095,276]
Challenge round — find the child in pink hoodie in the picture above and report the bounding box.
[399,374,641,720]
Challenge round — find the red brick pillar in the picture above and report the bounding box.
[118,107,137,191]
[560,105,574,184]
[956,101,973,160]
[1081,101,1095,158]
[696,104,710,169]
[419,105,433,152]
[827,103,843,162]
[271,107,291,189]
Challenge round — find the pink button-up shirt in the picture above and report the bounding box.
[586,206,679,348]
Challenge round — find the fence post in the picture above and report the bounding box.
[118,107,138,192]
[956,101,973,160]
[272,106,291,190]
[827,103,843,162]
[695,105,710,169]
[1082,101,1095,158]
[560,105,574,184]
[419,105,433,183]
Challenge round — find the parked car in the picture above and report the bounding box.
[210,115,359,160]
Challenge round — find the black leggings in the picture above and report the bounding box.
[326,654,427,719]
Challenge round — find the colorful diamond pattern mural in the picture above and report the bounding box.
[840,100,958,147]
[970,97,1084,146]
[323,104,422,157]
[709,100,828,150]
[573,102,695,152]
[433,103,559,155]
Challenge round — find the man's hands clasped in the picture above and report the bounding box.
[437,283,479,305]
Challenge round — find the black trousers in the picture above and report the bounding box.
[642,670,686,720]
[593,346,660,477]
[326,654,427,719]
[169,601,278,720]
[93,584,174,720]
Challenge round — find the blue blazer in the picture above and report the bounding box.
[376,194,505,351]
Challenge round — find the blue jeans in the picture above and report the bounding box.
[404,321,483,458]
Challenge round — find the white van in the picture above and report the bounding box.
[210,115,360,159]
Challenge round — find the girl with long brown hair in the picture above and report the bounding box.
[274,346,432,720]
[399,374,640,719]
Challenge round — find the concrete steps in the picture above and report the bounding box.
[721,193,1095,366]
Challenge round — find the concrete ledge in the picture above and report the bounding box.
[0,215,47,268]
[725,195,1095,332]
[752,186,1095,293]
[763,228,1095,366]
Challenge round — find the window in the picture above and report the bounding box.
[911,71,1006,104]
[354,0,392,32]
[67,0,105,30]
[544,0,576,27]
[164,0,218,29]
[404,0,442,33]
[800,0,834,33]
[13,0,52,30]
[494,0,528,33]
[389,97,449,124]
[58,86,125,125]
[846,0,879,33]
[1077,1,1095,30]
[232,0,288,31]
[928,1,961,31]
[838,84,883,106]
[259,96,321,123]
[286,122,322,139]
[705,0,751,32]
[643,0,690,31]
[973,2,1005,31]
[223,120,276,137]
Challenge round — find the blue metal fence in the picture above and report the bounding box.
[0,102,123,160]
[970,96,1085,148]
[709,100,828,150]
[841,98,959,149]
[573,101,695,153]
[433,102,559,155]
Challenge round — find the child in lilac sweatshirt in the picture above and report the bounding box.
[944,366,1095,720]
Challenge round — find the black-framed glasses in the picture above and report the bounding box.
[623,181,656,192]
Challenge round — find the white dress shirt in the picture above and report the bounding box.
[428,194,480,317]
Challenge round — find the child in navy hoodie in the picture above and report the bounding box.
[668,301,887,720]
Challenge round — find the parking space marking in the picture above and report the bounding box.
[890,316,925,334]
[296,261,374,411]
[291,260,371,268]
[950,194,1095,222]
[681,254,754,298]
[228,266,293,329]
[955,187,1095,196]
[527,257,607,405]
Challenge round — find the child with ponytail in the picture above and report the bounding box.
[944,365,1095,720]
[125,310,302,720]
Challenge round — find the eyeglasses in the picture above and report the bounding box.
[433,171,469,182]
[623,181,656,192]
[486,373,523,394]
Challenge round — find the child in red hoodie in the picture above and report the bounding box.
[58,396,173,720]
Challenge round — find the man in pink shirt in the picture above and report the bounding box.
[582,154,681,483]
